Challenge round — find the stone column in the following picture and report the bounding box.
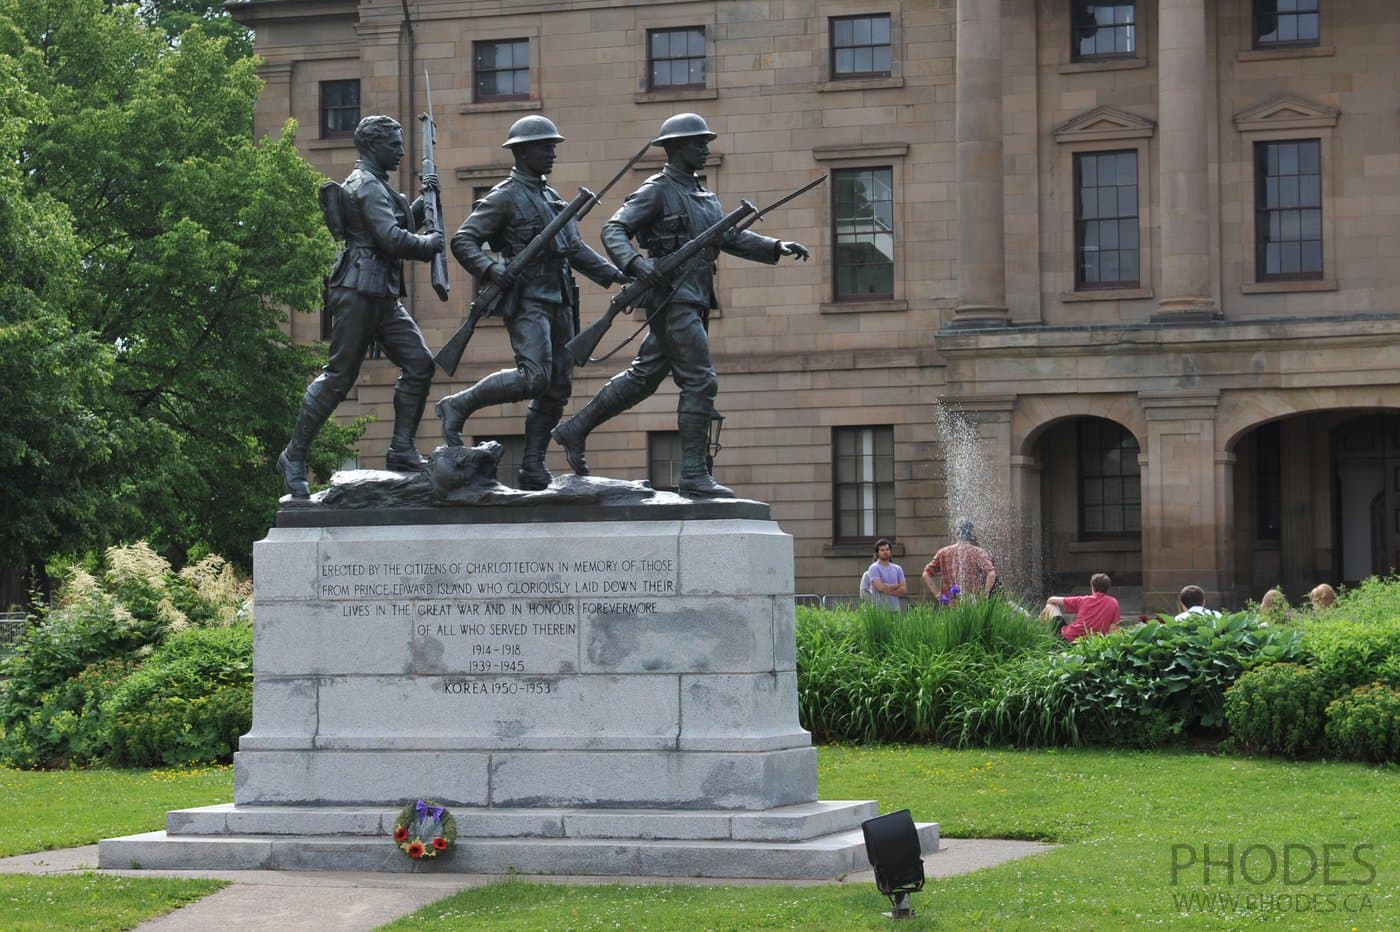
[1279,418,1314,599]
[949,0,1009,328]
[1155,0,1218,319]
[1139,391,1225,612]
[1010,454,1043,600]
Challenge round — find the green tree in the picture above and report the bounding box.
[0,54,128,605]
[0,0,339,582]
[131,1,254,59]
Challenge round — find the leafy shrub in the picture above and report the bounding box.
[1300,613,1400,694]
[0,657,138,769]
[1051,613,1304,748]
[101,624,253,767]
[1223,663,1330,758]
[1324,683,1400,763]
[1325,573,1400,624]
[0,543,251,768]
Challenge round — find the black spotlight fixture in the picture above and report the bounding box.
[861,809,924,919]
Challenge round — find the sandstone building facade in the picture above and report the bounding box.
[232,0,1400,613]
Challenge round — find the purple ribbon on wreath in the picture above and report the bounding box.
[415,800,445,821]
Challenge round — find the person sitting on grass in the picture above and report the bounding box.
[1044,573,1120,642]
[1174,585,1222,621]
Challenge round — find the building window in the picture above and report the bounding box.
[319,79,359,139]
[648,432,682,492]
[1074,150,1139,289]
[834,426,894,542]
[471,435,524,488]
[648,27,706,90]
[1078,420,1140,537]
[830,15,892,79]
[1255,421,1282,541]
[832,167,895,301]
[1255,139,1323,281]
[1071,2,1137,61]
[474,39,530,102]
[1254,1,1320,49]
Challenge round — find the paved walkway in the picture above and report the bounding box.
[0,838,1053,930]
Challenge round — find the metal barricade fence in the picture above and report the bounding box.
[0,611,28,665]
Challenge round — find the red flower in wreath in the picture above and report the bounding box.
[406,841,425,859]
[432,836,449,851]
[394,826,410,842]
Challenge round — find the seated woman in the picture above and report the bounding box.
[1308,583,1338,612]
[1259,588,1290,621]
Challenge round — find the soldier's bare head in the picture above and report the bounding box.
[354,115,403,154]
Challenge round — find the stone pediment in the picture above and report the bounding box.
[1233,94,1340,132]
[1052,106,1156,143]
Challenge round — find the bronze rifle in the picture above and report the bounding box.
[434,140,651,377]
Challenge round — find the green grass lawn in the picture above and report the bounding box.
[0,763,232,929]
[0,763,233,857]
[387,747,1399,930]
[1,751,1395,929]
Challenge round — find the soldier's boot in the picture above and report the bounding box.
[551,378,640,476]
[518,408,559,491]
[434,371,524,446]
[385,389,430,473]
[677,412,734,499]
[277,397,333,499]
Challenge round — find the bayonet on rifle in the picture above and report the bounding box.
[419,69,450,302]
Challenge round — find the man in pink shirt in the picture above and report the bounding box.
[1045,573,1120,642]
[922,518,997,603]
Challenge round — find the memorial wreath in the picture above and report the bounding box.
[393,799,457,859]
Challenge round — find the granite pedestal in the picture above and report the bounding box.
[101,486,936,877]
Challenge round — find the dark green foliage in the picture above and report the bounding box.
[1222,662,1331,758]
[0,657,138,769]
[797,603,1306,750]
[1324,683,1400,763]
[0,0,342,577]
[102,625,252,767]
[0,544,251,768]
[1052,613,1304,747]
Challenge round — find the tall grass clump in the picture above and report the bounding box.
[797,598,1055,745]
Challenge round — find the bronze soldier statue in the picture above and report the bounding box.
[552,113,809,497]
[278,114,445,499]
[435,116,627,489]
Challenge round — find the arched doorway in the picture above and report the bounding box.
[1031,416,1144,612]
[1230,410,1400,600]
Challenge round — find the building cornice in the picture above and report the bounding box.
[935,314,1400,359]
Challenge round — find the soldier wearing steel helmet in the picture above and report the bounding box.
[436,116,627,489]
[552,113,809,497]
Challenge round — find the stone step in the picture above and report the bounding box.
[166,800,880,844]
[100,822,940,880]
